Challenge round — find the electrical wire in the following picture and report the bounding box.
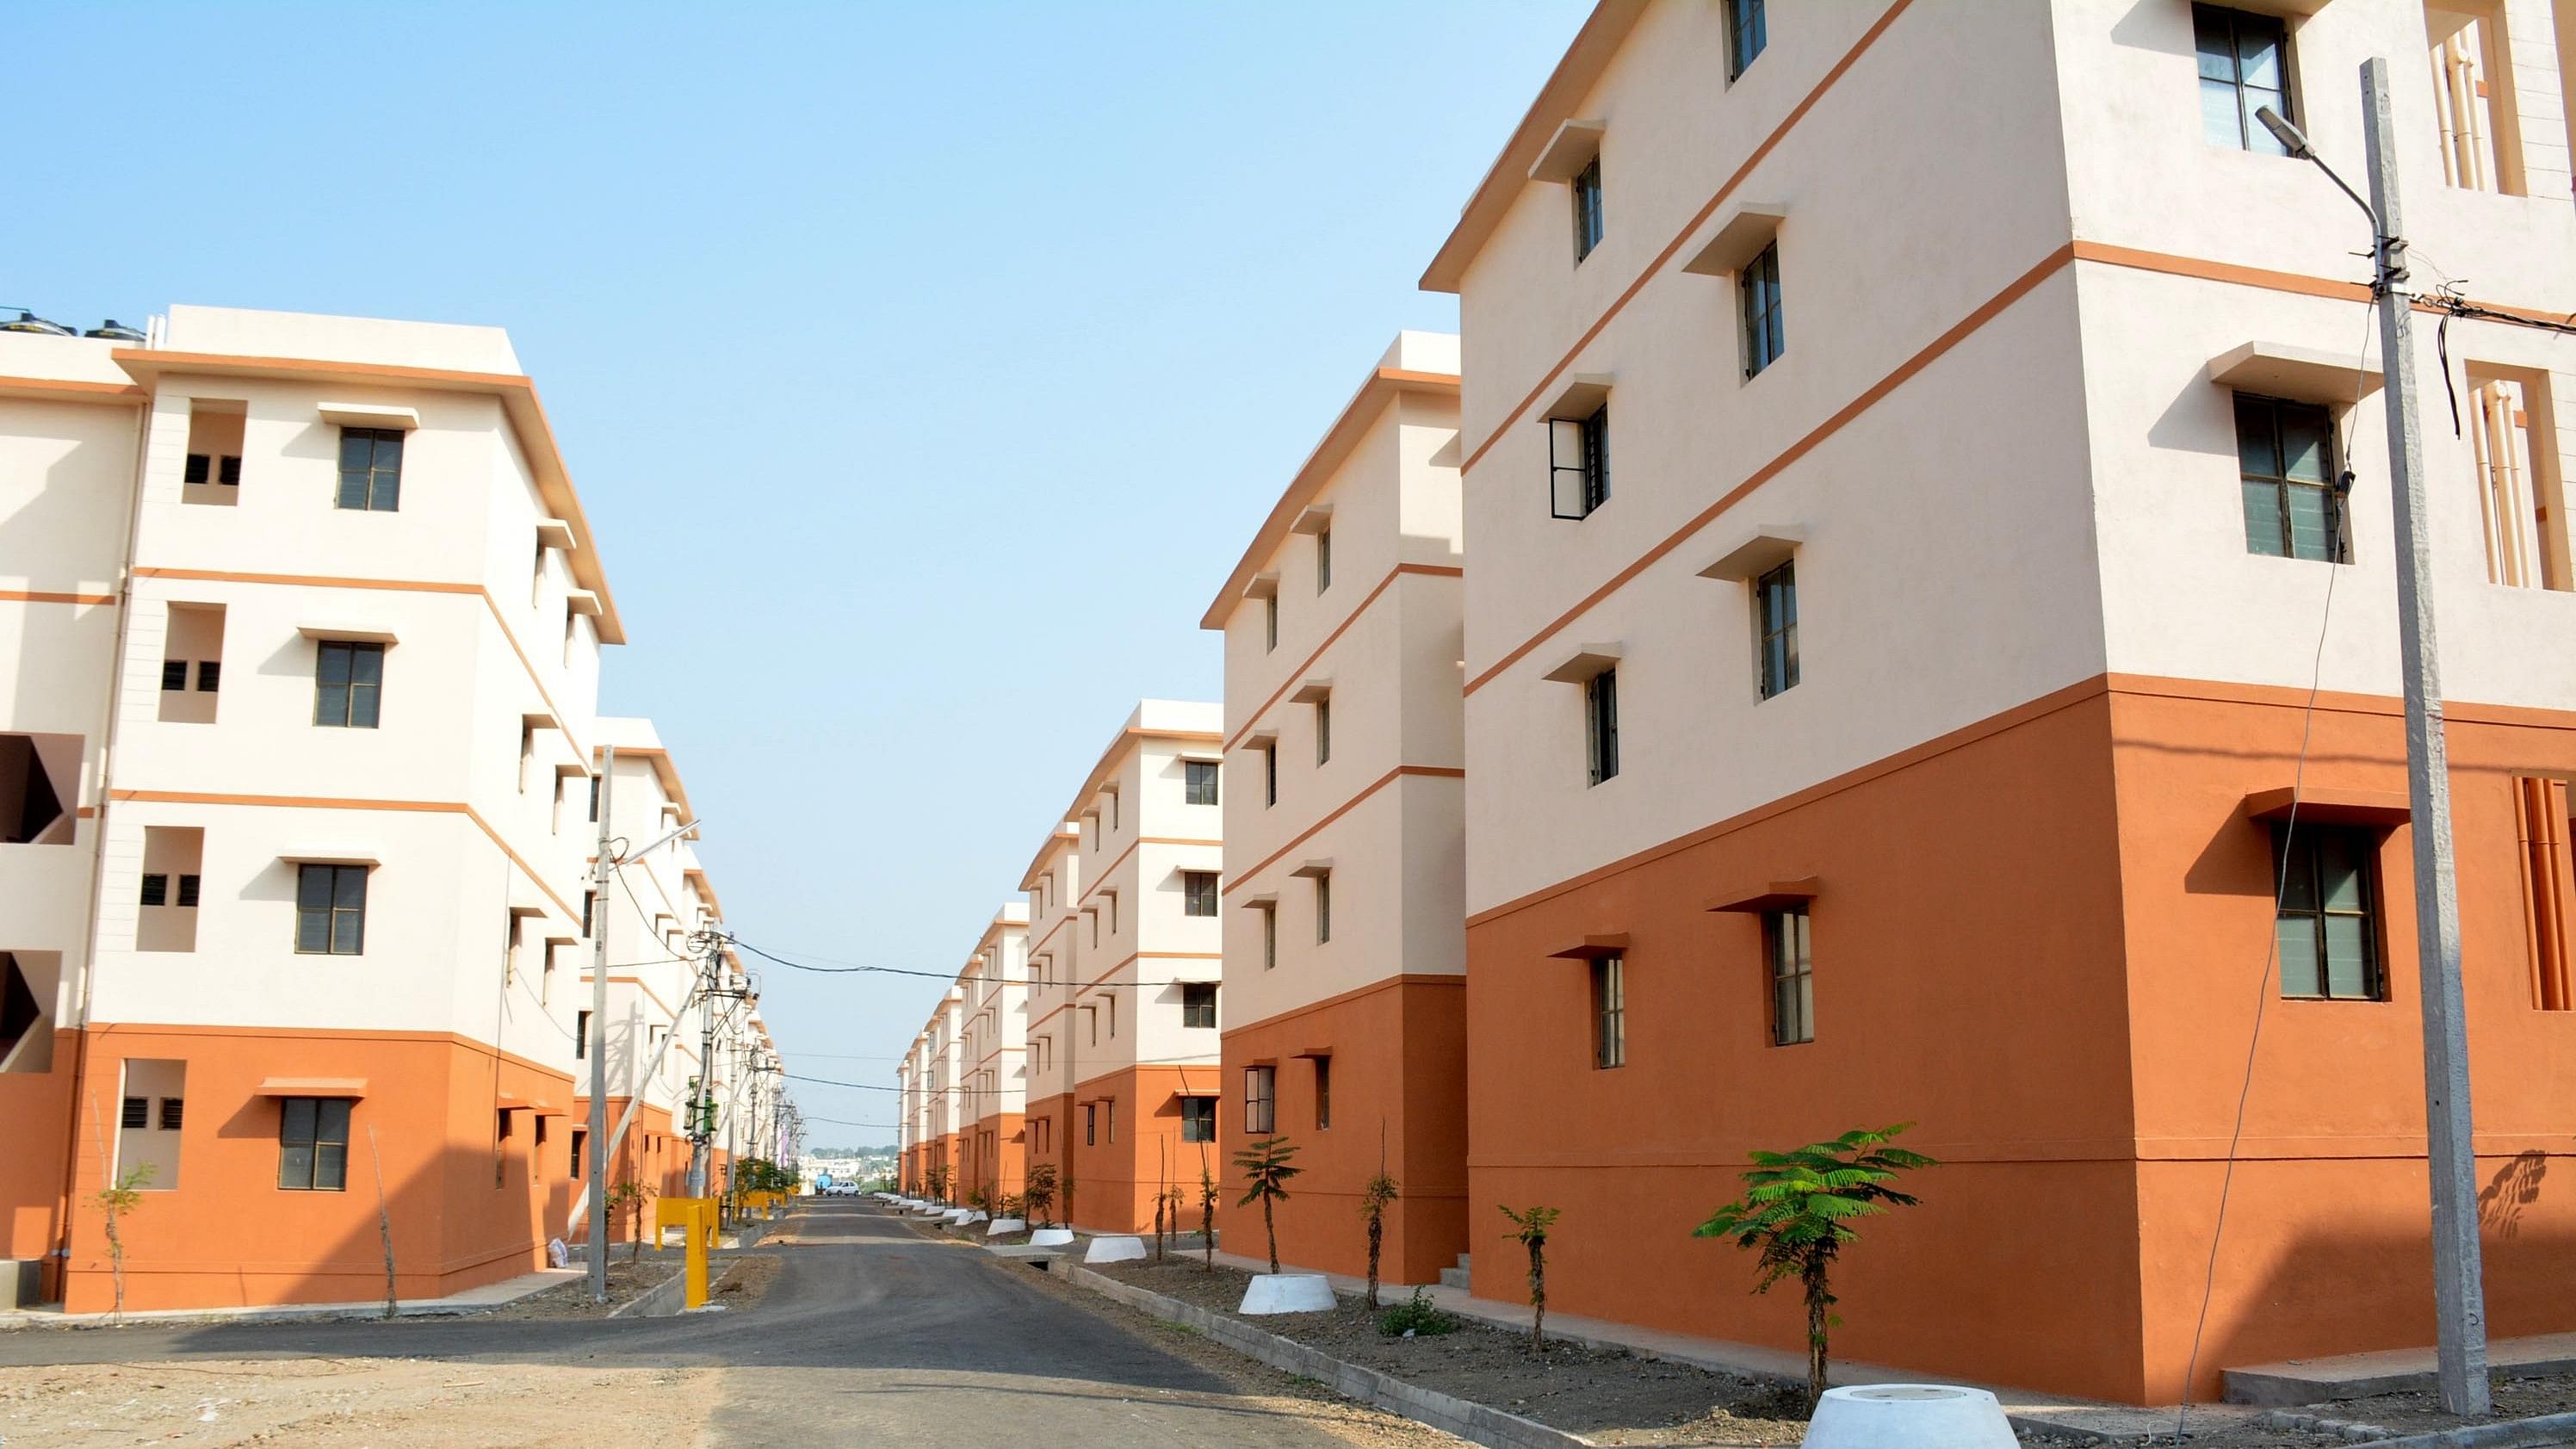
[727,932,1223,991]
[2172,292,2375,1444]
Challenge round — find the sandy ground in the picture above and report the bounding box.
[0,1359,716,1449]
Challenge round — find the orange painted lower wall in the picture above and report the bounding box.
[59,1025,576,1313]
[1037,1066,1225,1235]
[565,1099,680,1242]
[959,1111,1026,1207]
[1464,676,2576,1403]
[1217,975,1466,1285]
[1,1025,80,1301]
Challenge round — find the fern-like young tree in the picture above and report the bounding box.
[1498,1204,1560,1354]
[1235,1136,1301,1273]
[1198,1163,1217,1270]
[94,1163,155,1316]
[1360,1167,1400,1310]
[606,1179,657,1265]
[1692,1124,1937,1411]
[1023,1161,1059,1228]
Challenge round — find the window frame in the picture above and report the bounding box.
[294,863,369,956]
[1549,404,1613,520]
[1185,759,1220,807]
[1316,523,1333,593]
[1586,666,1619,785]
[334,426,405,512]
[1181,981,1217,1029]
[1313,1055,1332,1130]
[277,1096,352,1192]
[1183,870,1220,918]
[2194,3,2295,155]
[1741,240,1786,378]
[313,641,385,729]
[2273,825,2387,1001]
[1767,906,1815,1046]
[1591,955,1626,1068]
[1180,1094,1217,1142]
[1725,0,1767,80]
[1571,153,1606,263]
[1756,560,1799,699]
[2234,393,2347,563]
[1243,1065,1277,1136]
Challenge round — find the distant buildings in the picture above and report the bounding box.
[0,305,776,1312]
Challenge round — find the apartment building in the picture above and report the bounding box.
[0,305,618,1311]
[896,1046,923,1190]
[1426,0,2575,1403]
[1018,702,1225,1233]
[1201,332,1470,1285]
[953,905,1031,1205]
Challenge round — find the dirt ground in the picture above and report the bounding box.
[476,1257,677,1320]
[0,1359,715,1449]
[1085,1255,1810,1447]
[993,1252,1474,1448]
[2033,1374,2576,1449]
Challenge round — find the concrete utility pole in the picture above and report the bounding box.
[585,746,614,1304]
[686,931,722,1200]
[2356,58,2490,1417]
[2269,64,2494,1415]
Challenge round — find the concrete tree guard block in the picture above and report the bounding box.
[1237,1273,1337,1315]
[985,1217,1026,1235]
[942,1209,973,1224]
[915,1204,948,1217]
[963,1211,989,1223]
[1029,1228,1076,1248]
[1800,1385,2015,1449]
[1084,1235,1148,1264]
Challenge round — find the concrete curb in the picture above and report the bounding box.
[1058,1264,1590,1449]
[616,1271,687,1320]
[2356,1413,2576,1449]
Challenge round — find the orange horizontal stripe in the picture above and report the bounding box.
[0,588,117,606]
[0,374,147,402]
[1216,971,1464,1040]
[108,789,580,922]
[1224,561,1464,752]
[1465,240,2079,697]
[1223,764,1465,894]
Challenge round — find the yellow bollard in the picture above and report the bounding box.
[654,1197,718,1310]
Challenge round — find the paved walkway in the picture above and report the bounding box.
[0,1201,1410,1447]
[0,1266,583,1328]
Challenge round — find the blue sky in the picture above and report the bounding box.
[11,1,1589,1147]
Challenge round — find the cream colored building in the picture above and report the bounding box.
[1200,331,1469,1287]
[953,905,1031,1204]
[1017,701,1224,1233]
[1,305,621,1311]
[1429,0,2575,1405]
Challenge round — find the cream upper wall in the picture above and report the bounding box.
[1219,376,1467,1029]
[161,305,522,375]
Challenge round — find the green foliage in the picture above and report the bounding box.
[1360,1167,1400,1308]
[92,1162,155,1316]
[1376,1287,1460,1338]
[1023,1161,1059,1227]
[1235,1136,1302,1274]
[734,1157,798,1193]
[1498,1204,1562,1353]
[1693,1124,1936,1409]
[606,1178,657,1264]
[923,1164,951,1202]
[1198,1163,1217,1270]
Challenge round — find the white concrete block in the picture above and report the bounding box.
[1800,1385,2015,1449]
[1237,1273,1337,1315]
[985,1217,1025,1235]
[1083,1235,1147,1264]
[1030,1228,1076,1248]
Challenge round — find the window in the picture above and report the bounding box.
[1571,154,1605,262]
[160,660,188,691]
[1315,695,1331,765]
[1263,742,1279,806]
[1106,1098,1117,1143]
[1243,1065,1276,1136]
[2426,8,2529,195]
[588,776,601,823]
[2235,393,2344,562]
[570,1128,586,1180]
[1181,981,1217,1028]
[1313,1056,1332,1130]
[176,874,201,907]
[576,1009,591,1059]
[1726,0,1766,78]
[2515,777,2573,1011]
[1186,759,1219,807]
[1180,1095,1217,1142]
[196,662,220,693]
[1550,404,1612,519]
[2275,827,2384,1000]
[159,1097,184,1130]
[335,427,404,511]
[278,1097,351,1191]
[1265,594,1279,652]
[1591,956,1625,1068]
[121,1096,149,1129]
[1316,524,1333,593]
[2466,373,2570,591]
[582,889,596,938]
[1183,870,1219,918]
[1757,560,1799,698]
[140,873,170,907]
[1741,242,1785,378]
[313,641,385,728]
[1768,907,1814,1045]
[294,864,368,955]
[1586,667,1619,784]
[2195,6,2294,153]
[1261,904,1278,970]
[1084,1102,1096,1147]
[1314,871,1332,944]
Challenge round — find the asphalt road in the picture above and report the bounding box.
[0,1199,1391,1446]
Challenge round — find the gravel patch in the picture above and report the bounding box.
[477,1259,678,1320]
[1087,1256,1810,1446]
[2017,1376,2576,1449]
